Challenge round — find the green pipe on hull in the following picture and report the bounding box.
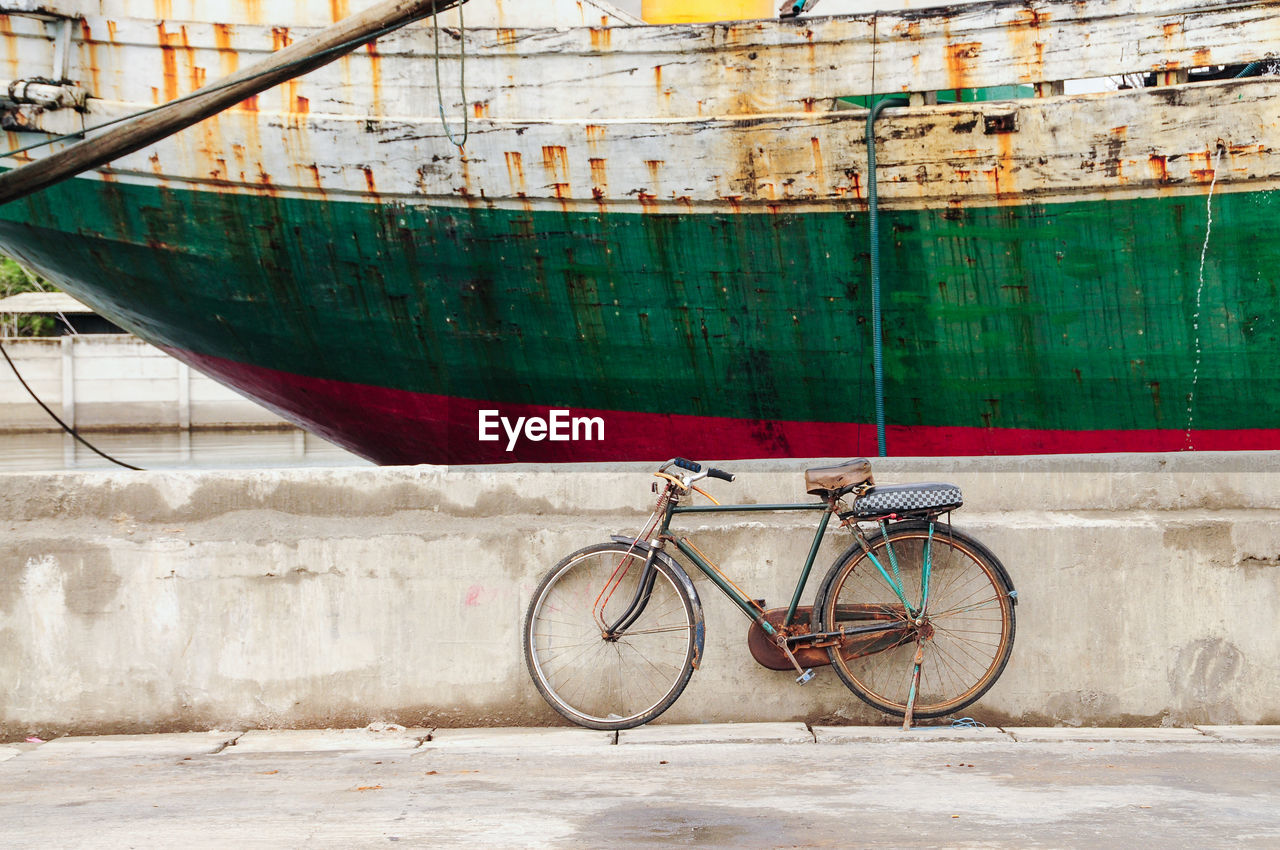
[866,96,910,457]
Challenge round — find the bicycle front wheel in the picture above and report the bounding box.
[523,542,700,730]
[816,520,1016,719]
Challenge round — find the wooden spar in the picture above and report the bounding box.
[0,0,468,206]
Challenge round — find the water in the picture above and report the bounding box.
[1185,146,1223,450]
[0,429,371,473]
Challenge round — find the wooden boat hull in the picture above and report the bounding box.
[0,1,1277,463]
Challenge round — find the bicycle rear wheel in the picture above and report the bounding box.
[524,542,700,730]
[816,520,1015,719]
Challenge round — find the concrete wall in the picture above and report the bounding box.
[0,336,292,431]
[2,453,1278,738]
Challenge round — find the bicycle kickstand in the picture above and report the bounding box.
[901,641,925,731]
[774,635,815,685]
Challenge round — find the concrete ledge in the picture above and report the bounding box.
[1005,727,1214,743]
[228,729,428,753]
[2,458,1279,735]
[0,746,20,763]
[425,727,614,748]
[617,722,812,745]
[814,725,1013,743]
[1196,725,1280,742]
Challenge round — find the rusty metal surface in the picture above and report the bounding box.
[746,606,833,671]
[0,0,1276,217]
[746,602,912,670]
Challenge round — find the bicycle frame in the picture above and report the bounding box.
[613,487,938,646]
[663,500,829,637]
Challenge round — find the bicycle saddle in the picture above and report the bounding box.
[805,458,874,496]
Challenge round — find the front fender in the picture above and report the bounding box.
[610,535,706,669]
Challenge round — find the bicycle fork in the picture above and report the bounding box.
[601,543,662,638]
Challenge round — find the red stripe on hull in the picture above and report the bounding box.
[171,348,1280,464]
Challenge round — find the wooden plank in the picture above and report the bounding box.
[426,0,1280,116]
[13,0,1274,128]
[96,0,1280,119]
[81,75,1280,214]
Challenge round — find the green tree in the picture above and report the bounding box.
[0,255,56,337]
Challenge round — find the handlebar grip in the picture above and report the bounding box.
[671,457,702,472]
[707,467,735,482]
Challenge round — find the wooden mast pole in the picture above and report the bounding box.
[0,0,467,206]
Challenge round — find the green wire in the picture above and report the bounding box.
[433,1,468,148]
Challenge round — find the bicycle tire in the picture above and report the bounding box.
[815,520,1016,719]
[524,542,700,730]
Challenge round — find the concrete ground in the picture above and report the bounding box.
[2,724,1279,848]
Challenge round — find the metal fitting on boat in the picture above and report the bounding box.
[1,78,85,110]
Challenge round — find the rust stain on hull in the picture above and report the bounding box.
[810,137,826,195]
[271,27,293,51]
[542,145,570,196]
[644,159,663,195]
[157,23,180,102]
[212,23,240,80]
[1148,154,1169,184]
[81,20,102,97]
[945,42,983,91]
[505,151,527,196]
[366,41,384,115]
[240,0,263,26]
[305,163,324,192]
[1008,8,1049,81]
[588,157,608,200]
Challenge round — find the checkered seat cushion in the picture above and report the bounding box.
[843,482,963,520]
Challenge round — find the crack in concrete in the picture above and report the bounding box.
[209,730,247,755]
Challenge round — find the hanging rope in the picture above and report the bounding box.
[0,338,142,470]
[433,1,469,148]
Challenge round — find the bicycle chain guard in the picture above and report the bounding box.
[746,608,833,671]
[747,605,915,671]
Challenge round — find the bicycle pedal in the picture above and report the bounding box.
[795,669,815,685]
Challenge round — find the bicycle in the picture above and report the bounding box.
[523,457,1018,730]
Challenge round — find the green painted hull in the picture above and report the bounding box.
[0,173,1275,462]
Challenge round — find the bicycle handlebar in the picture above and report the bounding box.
[663,458,735,483]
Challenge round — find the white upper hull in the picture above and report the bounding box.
[0,0,1276,215]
